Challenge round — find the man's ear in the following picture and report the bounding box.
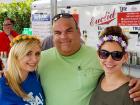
[77,27,81,34]
[78,27,80,31]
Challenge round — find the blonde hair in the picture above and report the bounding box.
[5,34,41,99]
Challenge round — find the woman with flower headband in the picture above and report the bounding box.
[89,26,140,105]
[0,35,45,105]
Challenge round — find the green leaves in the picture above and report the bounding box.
[0,0,36,33]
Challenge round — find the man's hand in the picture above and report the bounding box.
[129,78,140,101]
[0,70,4,78]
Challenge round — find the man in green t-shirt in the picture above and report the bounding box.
[38,13,140,105]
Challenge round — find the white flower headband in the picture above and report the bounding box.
[97,35,127,50]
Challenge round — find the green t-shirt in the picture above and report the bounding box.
[38,45,103,105]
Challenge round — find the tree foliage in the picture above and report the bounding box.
[0,0,36,33]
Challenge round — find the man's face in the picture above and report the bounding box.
[3,20,13,31]
[53,17,81,56]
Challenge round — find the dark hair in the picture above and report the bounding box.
[4,17,15,25]
[99,26,128,51]
[52,13,78,29]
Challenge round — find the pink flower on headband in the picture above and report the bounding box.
[97,35,127,50]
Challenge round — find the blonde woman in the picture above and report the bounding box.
[0,35,45,105]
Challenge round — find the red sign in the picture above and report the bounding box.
[117,12,140,26]
[72,14,79,24]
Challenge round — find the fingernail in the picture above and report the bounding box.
[130,95,133,98]
[129,83,132,86]
[134,98,137,102]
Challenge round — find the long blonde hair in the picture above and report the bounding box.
[5,35,41,99]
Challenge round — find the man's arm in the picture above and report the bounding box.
[129,78,140,101]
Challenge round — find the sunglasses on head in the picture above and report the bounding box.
[52,13,78,27]
[98,49,125,61]
[3,24,12,26]
[52,13,73,22]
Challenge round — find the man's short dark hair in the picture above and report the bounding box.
[4,17,15,25]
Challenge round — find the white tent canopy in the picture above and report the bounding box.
[0,0,25,3]
[0,0,138,5]
[32,0,139,9]
[36,0,138,5]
